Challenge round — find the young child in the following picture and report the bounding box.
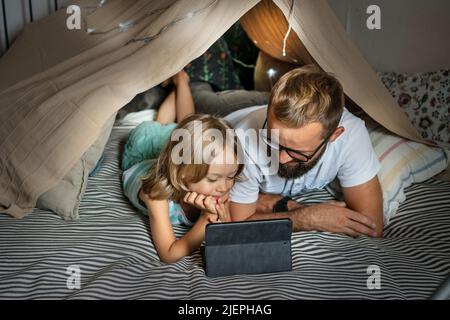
[122,113,244,263]
[121,69,195,171]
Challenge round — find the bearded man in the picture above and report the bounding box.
[228,65,383,238]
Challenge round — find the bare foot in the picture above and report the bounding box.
[172,70,190,86]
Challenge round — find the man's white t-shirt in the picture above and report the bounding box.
[225,105,381,204]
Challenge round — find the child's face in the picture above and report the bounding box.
[187,150,239,202]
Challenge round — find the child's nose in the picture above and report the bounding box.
[217,180,228,192]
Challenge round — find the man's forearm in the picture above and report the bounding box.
[239,200,380,237]
[247,206,311,232]
[256,197,304,215]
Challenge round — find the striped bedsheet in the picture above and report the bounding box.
[0,126,449,300]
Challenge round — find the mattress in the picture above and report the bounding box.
[0,126,449,299]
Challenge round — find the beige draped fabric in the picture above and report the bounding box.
[0,0,427,218]
[242,0,422,143]
[0,0,259,217]
[272,0,422,142]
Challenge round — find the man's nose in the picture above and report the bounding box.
[279,150,294,164]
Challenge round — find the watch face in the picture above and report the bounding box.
[273,196,290,213]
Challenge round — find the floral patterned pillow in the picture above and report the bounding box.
[378,69,450,149]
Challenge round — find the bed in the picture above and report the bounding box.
[1,124,449,300]
[1,0,449,300]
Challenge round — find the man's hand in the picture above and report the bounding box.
[291,202,378,237]
[256,193,303,213]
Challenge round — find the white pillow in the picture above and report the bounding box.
[117,109,157,126]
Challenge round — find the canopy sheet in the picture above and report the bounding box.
[0,0,423,218]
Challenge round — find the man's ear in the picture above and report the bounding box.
[329,126,345,142]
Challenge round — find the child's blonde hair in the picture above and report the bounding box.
[141,114,244,203]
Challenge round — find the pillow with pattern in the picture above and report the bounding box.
[378,69,450,149]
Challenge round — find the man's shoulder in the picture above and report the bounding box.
[333,108,369,148]
[230,106,266,158]
[326,108,371,164]
[228,106,276,176]
[231,105,267,130]
[340,107,367,134]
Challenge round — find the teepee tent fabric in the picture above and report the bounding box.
[0,0,423,218]
[273,0,422,141]
[243,0,422,142]
[0,0,259,218]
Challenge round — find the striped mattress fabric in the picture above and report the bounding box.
[0,126,449,300]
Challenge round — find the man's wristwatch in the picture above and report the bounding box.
[273,196,292,213]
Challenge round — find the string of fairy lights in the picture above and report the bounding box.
[268,0,295,86]
[282,0,294,57]
[82,0,296,86]
[82,0,218,39]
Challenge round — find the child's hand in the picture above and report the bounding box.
[205,212,220,224]
[220,193,230,204]
[183,192,230,222]
[215,201,231,223]
[204,203,230,224]
[139,188,151,206]
[183,192,216,214]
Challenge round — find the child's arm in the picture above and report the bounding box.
[142,192,209,263]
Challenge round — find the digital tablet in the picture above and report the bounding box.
[203,218,292,277]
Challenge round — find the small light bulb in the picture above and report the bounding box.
[119,21,134,31]
[267,68,277,78]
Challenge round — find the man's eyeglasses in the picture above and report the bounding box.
[261,118,331,163]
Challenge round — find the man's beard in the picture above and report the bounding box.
[277,149,325,179]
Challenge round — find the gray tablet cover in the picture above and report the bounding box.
[203,219,292,277]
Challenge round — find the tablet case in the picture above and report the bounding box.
[203,218,292,277]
